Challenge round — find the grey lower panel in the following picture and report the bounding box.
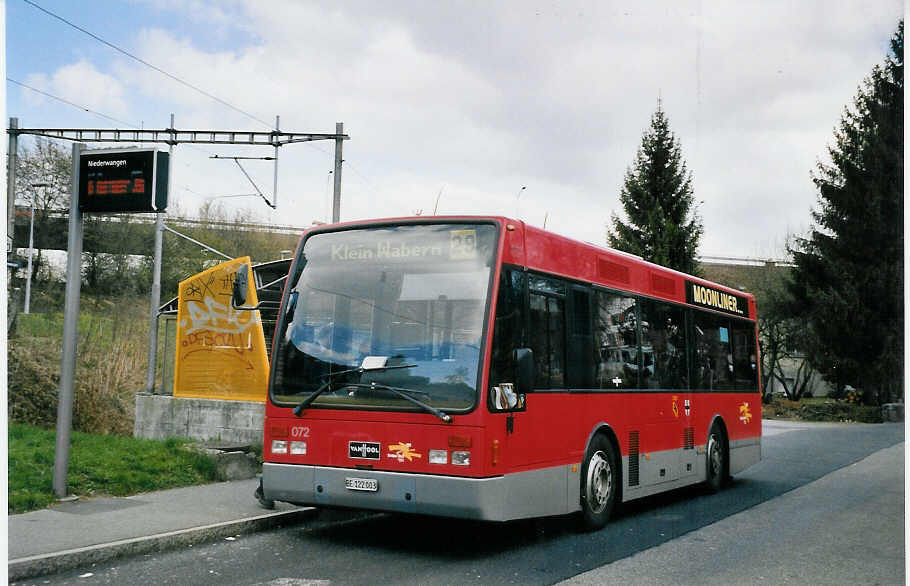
[621,436,761,502]
[622,449,702,502]
[729,436,761,475]
[263,462,581,522]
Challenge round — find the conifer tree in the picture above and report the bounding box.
[789,21,903,403]
[608,103,703,274]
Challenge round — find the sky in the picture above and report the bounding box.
[3,0,904,259]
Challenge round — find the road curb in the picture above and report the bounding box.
[8,507,316,582]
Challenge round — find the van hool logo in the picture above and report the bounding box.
[349,441,381,460]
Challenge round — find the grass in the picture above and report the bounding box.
[15,310,116,341]
[9,423,222,514]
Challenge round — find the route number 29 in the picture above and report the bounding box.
[450,229,477,260]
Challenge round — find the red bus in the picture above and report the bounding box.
[244,216,761,529]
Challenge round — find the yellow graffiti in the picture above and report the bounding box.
[672,395,680,418]
[174,257,269,401]
[387,442,423,462]
[739,402,753,424]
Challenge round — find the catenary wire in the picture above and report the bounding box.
[7,77,137,128]
[8,76,222,160]
[20,0,353,188]
[11,75,383,213]
[22,0,275,130]
[19,1,383,211]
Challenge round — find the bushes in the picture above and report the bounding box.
[71,302,148,435]
[7,337,60,427]
[796,401,882,423]
[763,398,883,423]
[8,297,149,436]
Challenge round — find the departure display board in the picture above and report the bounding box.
[79,148,169,213]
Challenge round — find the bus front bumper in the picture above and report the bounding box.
[261,462,579,522]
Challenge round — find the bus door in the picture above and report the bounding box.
[489,269,574,470]
[513,275,572,466]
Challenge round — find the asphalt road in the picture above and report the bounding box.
[17,420,904,586]
[565,439,905,585]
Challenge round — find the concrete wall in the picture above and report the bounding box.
[765,356,832,397]
[134,394,265,445]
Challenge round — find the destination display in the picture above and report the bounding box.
[310,224,496,265]
[79,148,169,213]
[685,280,749,318]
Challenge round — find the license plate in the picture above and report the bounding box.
[345,477,378,492]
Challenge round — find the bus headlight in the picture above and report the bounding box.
[429,449,448,464]
[451,451,470,466]
[271,439,288,454]
[290,441,307,455]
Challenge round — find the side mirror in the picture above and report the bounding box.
[490,347,532,412]
[513,347,534,395]
[231,264,250,309]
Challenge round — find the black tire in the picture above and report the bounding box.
[705,423,727,493]
[580,434,618,531]
[255,478,275,510]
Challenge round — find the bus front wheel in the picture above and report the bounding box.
[580,434,617,531]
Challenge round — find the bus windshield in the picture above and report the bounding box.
[271,223,498,412]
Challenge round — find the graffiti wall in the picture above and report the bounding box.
[174,257,269,401]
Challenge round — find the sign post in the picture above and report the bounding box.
[145,116,174,394]
[53,145,169,498]
[53,143,84,499]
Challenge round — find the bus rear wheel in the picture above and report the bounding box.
[705,424,727,493]
[580,435,617,531]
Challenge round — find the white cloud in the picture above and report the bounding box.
[24,60,130,121]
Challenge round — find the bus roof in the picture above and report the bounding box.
[301,215,757,320]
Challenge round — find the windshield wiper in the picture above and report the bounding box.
[345,382,452,423]
[292,362,418,417]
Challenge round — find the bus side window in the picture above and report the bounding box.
[529,293,549,388]
[731,320,759,391]
[528,275,567,390]
[489,268,526,389]
[546,296,566,388]
[594,291,639,389]
[567,287,594,388]
[693,311,735,391]
[640,300,688,390]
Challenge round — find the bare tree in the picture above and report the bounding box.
[15,138,73,281]
[773,357,816,401]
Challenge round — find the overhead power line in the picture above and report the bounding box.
[23,0,274,129]
[7,76,224,161]
[20,0,373,195]
[7,77,137,128]
[18,1,362,214]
